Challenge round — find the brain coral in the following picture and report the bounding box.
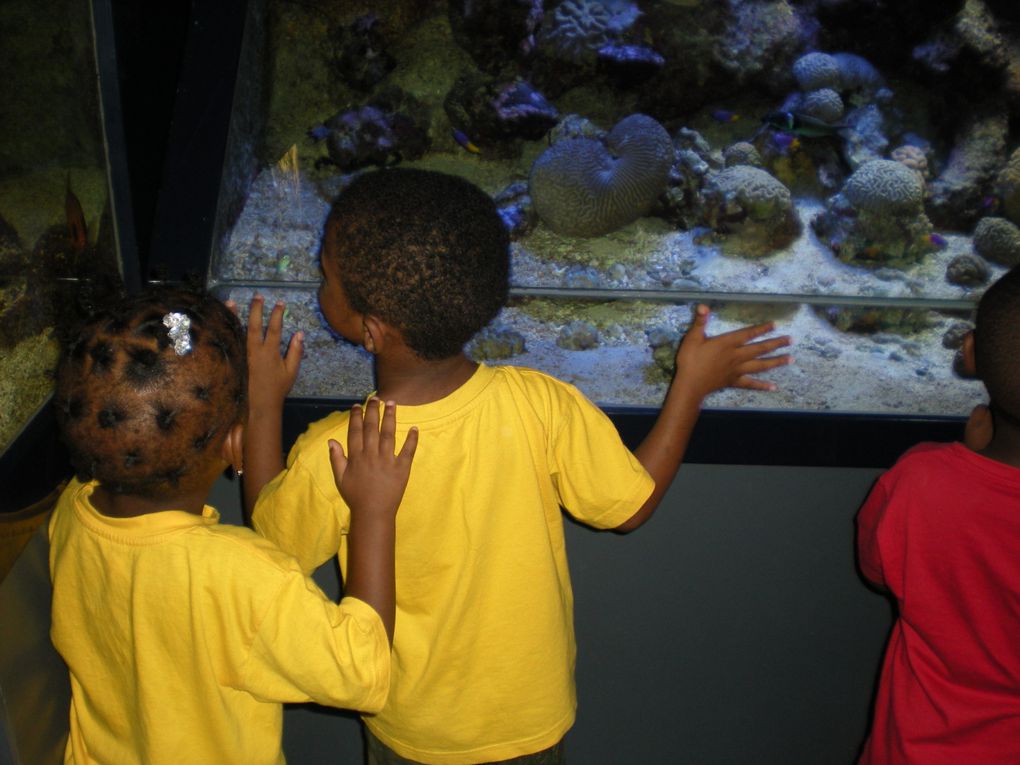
[792,52,841,91]
[972,216,1020,266]
[799,88,844,124]
[529,113,673,237]
[833,52,885,94]
[707,166,792,222]
[843,160,925,214]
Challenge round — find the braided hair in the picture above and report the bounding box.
[322,168,510,360]
[54,287,246,499]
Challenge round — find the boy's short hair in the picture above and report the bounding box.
[974,264,1020,419]
[54,287,246,498]
[322,168,510,360]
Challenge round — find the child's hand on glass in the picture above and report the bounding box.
[673,304,793,400]
[245,295,303,412]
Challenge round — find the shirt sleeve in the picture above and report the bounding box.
[856,476,891,589]
[241,572,390,713]
[252,447,345,576]
[548,384,655,529]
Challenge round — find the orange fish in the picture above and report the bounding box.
[65,175,87,255]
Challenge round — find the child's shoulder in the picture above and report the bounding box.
[288,409,351,461]
[204,521,309,577]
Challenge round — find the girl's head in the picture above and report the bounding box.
[54,288,246,500]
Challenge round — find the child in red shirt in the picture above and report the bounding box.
[856,264,1020,764]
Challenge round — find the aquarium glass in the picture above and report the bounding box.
[209,0,1020,417]
[0,0,122,454]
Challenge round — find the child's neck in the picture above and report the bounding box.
[374,351,478,406]
[979,407,1020,469]
[91,485,210,518]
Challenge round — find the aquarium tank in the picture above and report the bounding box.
[0,0,127,457]
[206,0,1020,418]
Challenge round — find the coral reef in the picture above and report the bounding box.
[701,166,800,255]
[444,75,558,158]
[812,159,934,266]
[529,113,673,237]
[927,107,1010,230]
[309,89,431,171]
[971,216,1020,266]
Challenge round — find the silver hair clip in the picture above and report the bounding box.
[163,312,193,356]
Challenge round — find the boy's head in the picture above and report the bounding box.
[973,264,1020,420]
[54,287,246,499]
[320,168,509,360]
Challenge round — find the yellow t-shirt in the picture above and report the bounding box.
[253,364,654,764]
[49,479,390,765]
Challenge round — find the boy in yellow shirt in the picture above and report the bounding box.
[49,287,416,764]
[245,168,792,764]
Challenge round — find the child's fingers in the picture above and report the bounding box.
[347,404,365,455]
[732,375,779,392]
[327,439,348,486]
[360,398,383,452]
[285,331,304,374]
[736,334,793,360]
[684,304,710,338]
[398,426,419,467]
[224,299,239,315]
[377,400,397,457]
[717,320,778,346]
[265,301,286,343]
[246,295,265,343]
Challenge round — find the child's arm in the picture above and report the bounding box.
[242,295,304,520]
[328,398,418,643]
[616,304,792,531]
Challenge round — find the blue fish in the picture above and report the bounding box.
[711,109,740,123]
[453,128,480,154]
[928,232,948,248]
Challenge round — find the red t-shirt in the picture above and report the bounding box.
[856,441,1020,765]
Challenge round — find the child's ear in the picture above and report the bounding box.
[221,422,244,475]
[961,330,977,378]
[362,315,387,354]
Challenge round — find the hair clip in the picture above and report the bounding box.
[163,312,193,356]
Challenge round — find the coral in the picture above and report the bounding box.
[972,216,1020,266]
[843,160,925,214]
[811,160,934,266]
[707,166,792,222]
[996,148,1020,225]
[538,0,640,64]
[556,320,600,350]
[813,306,931,335]
[529,114,673,237]
[468,326,526,360]
[311,90,431,172]
[701,166,800,256]
[890,145,930,182]
[945,254,990,286]
[927,108,1009,230]
[723,142,763,168]
[832,52,885,96]
[792,51,841,91]
[799,88,844,124]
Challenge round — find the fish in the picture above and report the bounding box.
[770,131,800,154]
[980,195,1000,213]
[710,109,740,123]
[65,174,87,255]
[928,232,948,248]
[452,128,481,154]
[761,110,847,138]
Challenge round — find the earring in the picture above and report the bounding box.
[235,466,244,478]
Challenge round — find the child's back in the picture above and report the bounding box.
[247,168,791,764]
[50,288,413,764]
[856,265,1020,765]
